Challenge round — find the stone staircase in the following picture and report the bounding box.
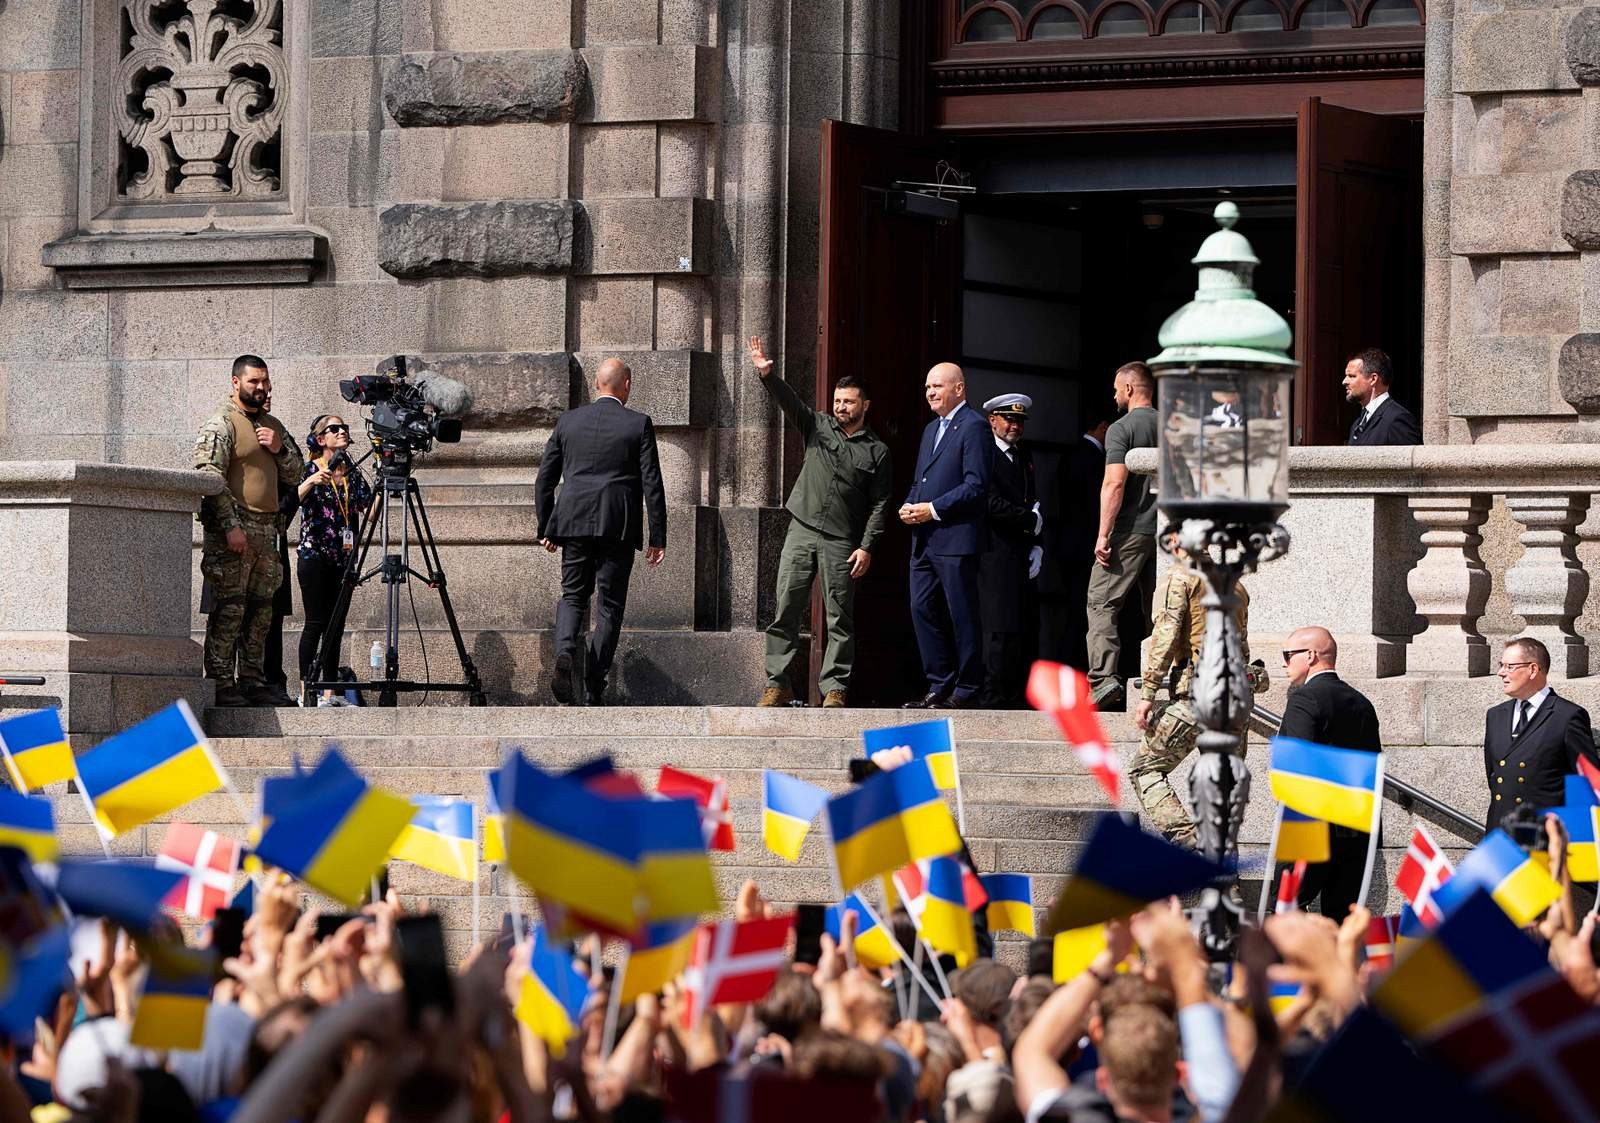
[25,692,1492,968]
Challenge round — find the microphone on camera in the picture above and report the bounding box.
[376,355,473,419]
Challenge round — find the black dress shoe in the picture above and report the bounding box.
[943,693,979,710]
[551,653,575,704]
[903,691,948,709]
[585,679,606,706]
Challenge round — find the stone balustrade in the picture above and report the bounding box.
[1126,445,1600,680]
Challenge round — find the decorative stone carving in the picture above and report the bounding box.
[1405,495,1492,676]
[1558,334,1600,442]
[384,51,587,127]
[1567,5,1600,86]
[117,0,287,201]
[378,201,576,280]
[1561,171,1600,250]
[1504,495,1590,678]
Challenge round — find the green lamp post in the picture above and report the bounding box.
[1149,201,1296,961]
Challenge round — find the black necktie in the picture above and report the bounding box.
[1350,410,1371,443]
[1515,699,1531,736]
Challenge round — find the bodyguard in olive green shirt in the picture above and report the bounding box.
[750,337,893,708]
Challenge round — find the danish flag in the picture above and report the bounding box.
[156,822,241,920]
[1275,861,1306,915]
[681,913,794,1026]
[1395,825,1453,929]
[1027,661,1123,806]
[656,766,735,851]
[891,857,987,924]
[1365,914,1399,971]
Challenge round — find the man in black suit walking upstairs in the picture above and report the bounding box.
[1483,636,1597,833]
[1278,626,1382,920]
[535,358,667,705]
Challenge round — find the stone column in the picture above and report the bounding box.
[1406,494,1492,677]
[0,463,217,736]
[1504,494,1591,677]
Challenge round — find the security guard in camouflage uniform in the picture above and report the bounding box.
[1130,530,1265,846]
[749,336,893,708]
[194,356,304,707]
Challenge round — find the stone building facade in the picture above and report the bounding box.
[2,0,1600,705]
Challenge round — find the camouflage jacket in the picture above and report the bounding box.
[194,401,305,532]
[1141,562,1251,702]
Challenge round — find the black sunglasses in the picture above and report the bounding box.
[320,424,350,435]
[1281,648,1309,664]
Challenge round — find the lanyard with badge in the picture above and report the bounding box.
[332,475,354,551]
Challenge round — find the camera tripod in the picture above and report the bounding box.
[306,469,487,707]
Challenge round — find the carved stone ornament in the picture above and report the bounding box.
[117,0,286,201]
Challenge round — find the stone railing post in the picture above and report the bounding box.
[1405,494,1492,676]
[0,463,218,736]
[1504,494,1591,677]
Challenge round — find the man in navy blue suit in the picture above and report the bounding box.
[899,362,993,709]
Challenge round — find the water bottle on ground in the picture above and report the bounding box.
[370,641,383,674]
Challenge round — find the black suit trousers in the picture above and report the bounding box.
[555,537,636,687]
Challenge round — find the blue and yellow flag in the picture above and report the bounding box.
[980,873,1034,936]
[863,719,959,792]
[391,796,476,883]
[1546,803,1599,883]
[0,790,56,864]
[1052,924,1133,984]
[1045,813,1226,933]
[498,753,643,934]
[1268,981,1303,1016]
[1427,829,1561,927]
[484,773,507,864]
[55,861,183,932]
[617,919,698,1003]
[0,850,69,1035]
[130,951,215,1051]
[0,708,74,791]
[1275,807,1331,864]
[1268,737,1383,833]
[634,796,719,922]
[763,771,829,861]
[75,702,226,837]
[920,856,976,967]
[1373,888,1549,1040]
[826,895,900,970]
[515,927,589,1058]
[1396,902,1427,951]
[253,750,415,907]
[825,759,961,891]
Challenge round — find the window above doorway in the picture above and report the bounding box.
[951,0,1422,43]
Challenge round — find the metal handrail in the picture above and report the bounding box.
[1250,703,1485,843]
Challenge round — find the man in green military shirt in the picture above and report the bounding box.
[194,356,305,707]
[749,337,893,708]
[1130,530,1265,846]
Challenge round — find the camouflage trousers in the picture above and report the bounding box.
[201,515,281,689]
[1131,698,1202,847]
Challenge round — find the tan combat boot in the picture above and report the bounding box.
[822,690,848,708]
[759,686,794,707]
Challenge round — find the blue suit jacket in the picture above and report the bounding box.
[905,404,992,556]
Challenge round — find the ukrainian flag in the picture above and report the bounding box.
[1268,737,1383,833]
[516,927,589,1058]
[1268,981,1303,1016]
[75,701,226,837]
[1427,829,1560,928]
[391,797,476,883]
[1275,807,1331,864]
[826,895,900,970]
[825,759,961,891]
[253,750,415,907]
[0,790,56,864]
[0,708,74,791]
[484,773,507,864]
[980,873,1034,937]
[1045,813,1226,933]
[920,856,976,967]
[863,719,958,791]
[130,953,214,1051]
[1374,888,1547,1040]
[1396,902,1427,949]
[0,924,68,1036]
[634,796,719,922]
[55,861,183,931]
[1546,802,1598,882]
[618,919,698,1003]
[763,771,828,861]
[1052,924,1132,983]
[498,753,643,934]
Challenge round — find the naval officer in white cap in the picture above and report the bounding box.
[979,393,1042,708]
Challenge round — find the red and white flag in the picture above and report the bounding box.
[1275,861,1305,915]
[891,857,987,924]
[682,913,795,1026]
[1395,824,1453,929]
[156,822,241,920]
[657,766,735,851]
[1365,914,1399,972]
[1027,661,1122,806]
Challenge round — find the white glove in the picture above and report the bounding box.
[1031,501,1043,536]
[1028,545,1043,580]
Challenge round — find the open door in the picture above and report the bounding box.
[1294,98,1423,446]
[815,119,961,706]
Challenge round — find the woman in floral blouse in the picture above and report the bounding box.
[296,414,372,706]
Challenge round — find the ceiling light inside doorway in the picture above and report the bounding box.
[1142,212,1165,231]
